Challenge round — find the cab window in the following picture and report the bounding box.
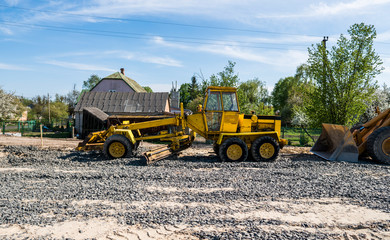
[222,92,238,111]
[205,92,222,111]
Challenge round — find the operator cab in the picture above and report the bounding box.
[203,86,240,133]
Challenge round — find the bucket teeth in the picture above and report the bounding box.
[144,146,172,165]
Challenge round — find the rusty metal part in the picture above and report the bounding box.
[311,124,359,162]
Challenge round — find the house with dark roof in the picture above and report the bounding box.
[74,91,170,137]
[91,68,146,93]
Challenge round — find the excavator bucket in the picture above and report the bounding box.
[311,123,358,162]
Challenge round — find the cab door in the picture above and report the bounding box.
[221,92,239,132]
[204,91,223,132]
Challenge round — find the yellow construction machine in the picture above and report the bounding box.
[77,86,288,164]
[311,107,390,164]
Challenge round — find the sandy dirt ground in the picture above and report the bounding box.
[0,135,389,239]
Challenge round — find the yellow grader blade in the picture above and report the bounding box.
[144,146,172,165]
[311,123,359,162]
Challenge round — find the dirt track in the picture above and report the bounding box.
[0,135,389,239]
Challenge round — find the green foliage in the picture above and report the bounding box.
[179,83,192,108]
[187,96,204,112]
[143,86,153,93]
[66,85,81,117]
[27,95,69,121]
[82,74,101,91]
[202,61,239,90]
[181,61,275,115]
[49,101,68,120]
[271,64,312,124]
[305,23,382,127]
[190,76,201,99]
[299,132,310,146]
[238,78,271,114]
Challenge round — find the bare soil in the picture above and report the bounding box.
[0,135,389,240]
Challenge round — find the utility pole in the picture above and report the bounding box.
[322,36,329,82]
[322,36,329,48]
[48,93,51,124]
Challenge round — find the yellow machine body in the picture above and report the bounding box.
[77,86,287,164]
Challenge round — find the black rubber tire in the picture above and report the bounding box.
[213,143,220,156]
[218,137,248,162]
[251,136,280,162]
[103,134,133,159]
[366,126,390,164]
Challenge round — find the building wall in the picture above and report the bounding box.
[92,79,134,92]
[75,112,83,136]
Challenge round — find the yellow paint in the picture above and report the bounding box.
[226,144,243,161]
[108,142,126,158]
[221,112,239,132]
[260,143,275,159]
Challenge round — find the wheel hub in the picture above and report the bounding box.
[226,144,242,161]
[382,137,390,156]
[259,143,275,159]
[109,142,126,158]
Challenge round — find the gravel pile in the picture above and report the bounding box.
[0,145,389,239]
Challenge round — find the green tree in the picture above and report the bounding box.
[187,96,204,112]
[142,86,153,93]
[190,76,201,99]
[238,78,270,114]
[202,61,239,90]
[82,74,101,91]
[305,23,382,127]
[66,85,81,117]
[48,101,68,120]
[28,95,69,121]
[179,83,192,108]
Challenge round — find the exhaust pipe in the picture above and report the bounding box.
[311,123,358,162]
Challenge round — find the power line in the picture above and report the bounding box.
[1,21,309,50]
[0,20,311,47]
[0,3,320,37]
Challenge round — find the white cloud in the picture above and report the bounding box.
[42,60,115,71]
[311,0,390,16]
[138,56,182,67]
[101,49,183,67]
[0,26,14,35]
[382,57,390,73]
[41,50,182,67]
[4,0,20,6]
[0,62,30,71]
[257,0,390,19]
[153,36,308,67]
[377,31,390,42]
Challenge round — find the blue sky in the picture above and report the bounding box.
[0,0,389,98]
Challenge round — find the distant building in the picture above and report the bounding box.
[74,91,171,138]
[74,68,186,138]
[90,68,146,93]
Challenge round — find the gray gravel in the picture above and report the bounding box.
[0,144,389,239]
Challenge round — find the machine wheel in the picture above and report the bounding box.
[251,136,279,162]
[219,137,248,162]
[213,143,220,156]
[103,134,133,159]
[366,126,390,164]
